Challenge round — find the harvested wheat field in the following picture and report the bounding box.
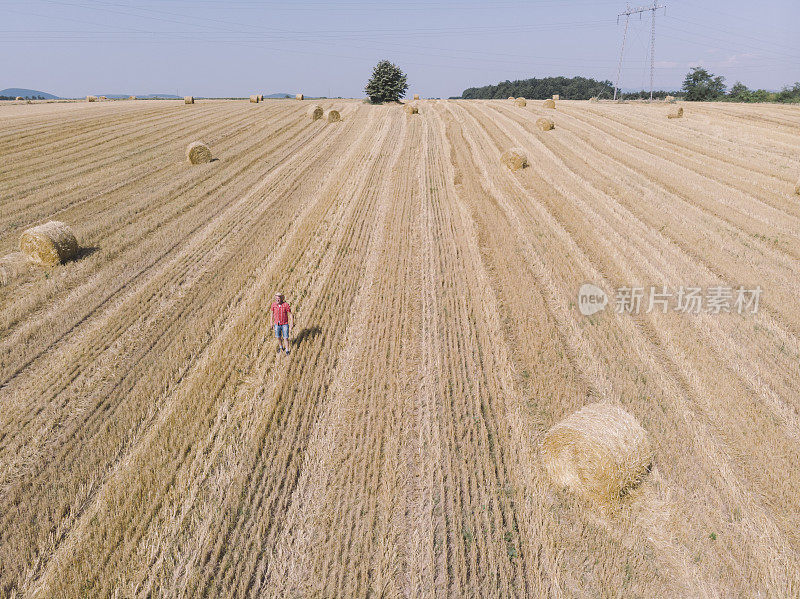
[1,98,800,598]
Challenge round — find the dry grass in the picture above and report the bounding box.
[18,221,79,267]
[1,99,800,598]
[185,141,212,164]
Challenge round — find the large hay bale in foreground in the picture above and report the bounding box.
[325,109,341,122]
[307,105,323,120]
[667,106,684,119]
[295,93,304,101]
[413,94,420,100]
[515,97,527,107]
[536,117,554,131]
[19,221,79,267]
[87,96,97,102]
[543,98,556,109]
[249,95,259,103]
[184,96,194,104]
[541,402,654,509]
[500,148,528,171]
[186,141,212,164]
[404,104,419,115]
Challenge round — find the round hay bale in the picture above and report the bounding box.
[129,95,136,100]
[543,98,556,109]
[295,93,304,101]
[794,176,800,196]
[541,402,653,509]
[536,117,554,131]
[249,95,259,103]
[552,94,560,101]
[184,96,194,104]
[500,148,528,171]
[258,94,264,102]
[413,94,420,100]
[99,96,107,100]
[508,96,515,101]
[325,109,341,123]
[186,141,212,165]
[514,97,527,107]
[404,104,419,115]
[15,96,23,101]
[307,105,323,120]
[19,221,79,267]
[667,106,684,119]
[665,95,676,103]
[87,96,97,102]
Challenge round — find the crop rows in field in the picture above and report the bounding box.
[0,98,799,598]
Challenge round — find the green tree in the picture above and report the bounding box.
[728,81,751,102]
[365,60,408,103]
[682,67,726,101]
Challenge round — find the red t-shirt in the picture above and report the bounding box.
[271,301,291,325]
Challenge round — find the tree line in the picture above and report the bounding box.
[0,95,47,100]
[460,68,800,103]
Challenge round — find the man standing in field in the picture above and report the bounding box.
[270,292,293,355]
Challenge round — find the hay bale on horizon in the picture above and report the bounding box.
[500,148,528,171]
[325,109,341,122]
[99,96,107,100]
[15,96,23,101]
[508,96,515,101]
[258,94,264,102]
[667,106,684,119]
[536,117,554,131]
[129,95,136,100]
[404,104,419,115]
[553,94,560,101]
[307,105,323,120]
[295,93,304,101]
[87,96,97,102]
[665,95,676,103]
[589,96,599,103]
[514,97,527,107]
[186,141,212,165]
[19,221,79,267]
[184,96,194,104]
[541,402,654,509]
[543,98,556,109]
[413,94,420,100]
[250,95,259,103]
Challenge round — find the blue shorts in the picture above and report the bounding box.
[274,324,289,339]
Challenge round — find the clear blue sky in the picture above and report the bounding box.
[3,0,799,98]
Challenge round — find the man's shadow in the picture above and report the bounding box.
[294,326,322,347]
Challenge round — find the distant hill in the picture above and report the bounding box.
[461,76,614,100]
[0,88,60,99]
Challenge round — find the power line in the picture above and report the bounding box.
[614,1,666,100]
